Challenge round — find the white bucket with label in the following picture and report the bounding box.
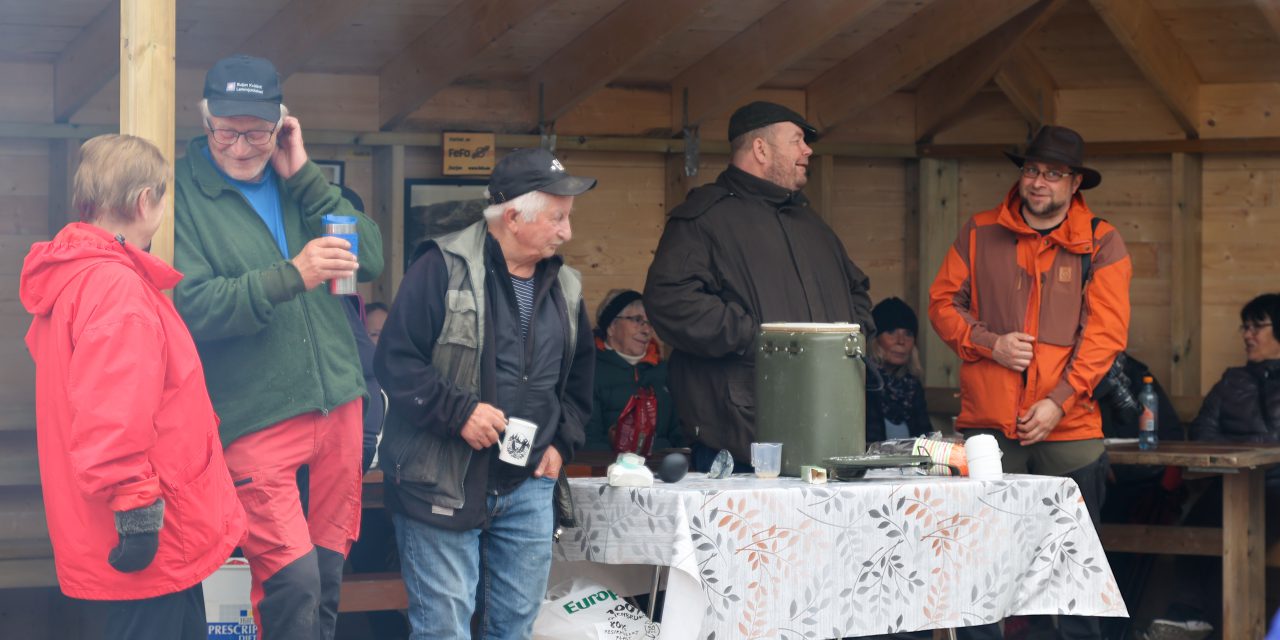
[203,558,257,640]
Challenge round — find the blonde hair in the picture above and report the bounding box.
[72,134,167,224]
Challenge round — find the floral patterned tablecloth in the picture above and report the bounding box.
[554,473,1126,639]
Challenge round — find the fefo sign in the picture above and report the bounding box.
[443,132,496,176]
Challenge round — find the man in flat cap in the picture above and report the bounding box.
[929,125,1130,638]
[644,101,875,471]
[173,54,384,639]
[375,148,596,638]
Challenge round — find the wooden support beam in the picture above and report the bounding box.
[664,153,696,216]
[120,0,176,267]
[917,158,960,388]
[378,0,553,131]
[235,0,367,79]
[1259,0,1280,43]
[1087,0,1201,138]
[994,43,1057,129]
[374,145,405,301]
[672,0,888,130]
[914,0,1065,142]
[903,160,921,310]
[47,140,79,238]
[806,0,1037,133]
[1169,153,1202,397]
[531,0,713,124]
[1222,470,1267,638]
[803,154,837,225]
[54,0,119,123]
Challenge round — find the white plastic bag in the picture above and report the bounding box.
[532,577,660,640]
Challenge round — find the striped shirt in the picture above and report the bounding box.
[510,274,535,341]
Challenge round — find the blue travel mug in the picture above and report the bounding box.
[322,214,358,295]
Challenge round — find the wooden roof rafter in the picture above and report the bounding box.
[913,0,1066,143]
[529,0,715,125]
[54,0,119,123]
[377,0,555,131]
[1088,0,1201,138]
[668,0,889,131]
[235,0,370,79]
[1254,0,1280,44]
[805,0,1039,135]
[994,42,1057,130]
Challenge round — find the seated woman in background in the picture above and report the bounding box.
[1191,292,1280,443]
[1153,293,1280,638]
[866,297,933,443]
[584,289,683,453]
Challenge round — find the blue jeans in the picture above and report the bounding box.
[394,476,556,640]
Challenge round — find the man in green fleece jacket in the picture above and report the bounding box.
[172,55,383,640]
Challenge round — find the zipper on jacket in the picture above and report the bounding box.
[225,185,335,416]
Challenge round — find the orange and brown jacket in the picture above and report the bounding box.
[928,186,1131,441]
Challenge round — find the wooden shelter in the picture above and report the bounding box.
[1,0,1278,634]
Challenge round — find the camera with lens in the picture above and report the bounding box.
[1093,352,1141,427]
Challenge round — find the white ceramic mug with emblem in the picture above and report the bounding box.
[499,417,538,467]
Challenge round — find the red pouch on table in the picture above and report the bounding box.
[610,387,658,456]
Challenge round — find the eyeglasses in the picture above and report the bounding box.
[1020,166,1075,183]
[616,315,651,328]
[1240,322,1273,335]
[206,119,276,146]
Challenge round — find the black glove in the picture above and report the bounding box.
[108,499,164,573]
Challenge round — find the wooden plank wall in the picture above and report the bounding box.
[1201,154,1280,392]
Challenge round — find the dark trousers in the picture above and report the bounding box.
[87,582,207,640]
[691,441,753,474]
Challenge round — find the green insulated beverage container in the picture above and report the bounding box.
[755,323,867,477]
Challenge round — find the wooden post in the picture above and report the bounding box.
[1169,153,1202,396]
[805,154,836,225]
[1221,468,1266,638]
[664,153,696,215]
[903,160,921,310]
[917,158,960,388]
[374,144,405,302]
[119,0,176,267]
[47,140,79,238]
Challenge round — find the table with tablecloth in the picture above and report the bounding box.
[552,473,1127,639]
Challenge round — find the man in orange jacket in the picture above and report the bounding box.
[929,125,1131,639]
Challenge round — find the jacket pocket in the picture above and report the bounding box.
[439,290,480,348]
[382,420,472,506]
[161,433,235,566]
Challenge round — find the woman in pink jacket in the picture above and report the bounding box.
[20,134,245,639]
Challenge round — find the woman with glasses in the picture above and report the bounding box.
[1191,292,1280,442]
[583,289,683,454]
[1152,293,1280,637]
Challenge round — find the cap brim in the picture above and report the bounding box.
[539,175,597,197]
[1005,151,1102,190]
[206,97,281,123]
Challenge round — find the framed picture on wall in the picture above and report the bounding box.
[403,178,489,269]
[315,160,344,186]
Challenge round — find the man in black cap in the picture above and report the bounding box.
[929,125,1131,639]
[172,54,384,640]
[644,100,875,471]
[374,148,596,638]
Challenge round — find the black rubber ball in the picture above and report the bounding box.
[658,452,689,483]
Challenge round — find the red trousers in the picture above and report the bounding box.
[223,401,362,638]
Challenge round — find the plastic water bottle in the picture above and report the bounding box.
[1138,375,1158,451]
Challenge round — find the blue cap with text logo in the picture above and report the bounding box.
[203,54,283,122]
[486,148,597,205]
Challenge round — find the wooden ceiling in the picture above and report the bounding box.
[4,0,1280,144]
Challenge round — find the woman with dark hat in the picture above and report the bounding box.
[584,289,683,453]
[866,297,933,443]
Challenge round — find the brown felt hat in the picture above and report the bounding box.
[1004,126,1101,190]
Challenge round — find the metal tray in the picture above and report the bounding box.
[824,454,932,481]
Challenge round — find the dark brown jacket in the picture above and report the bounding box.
[1192,360,1280,443]
[643,166,874,461]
